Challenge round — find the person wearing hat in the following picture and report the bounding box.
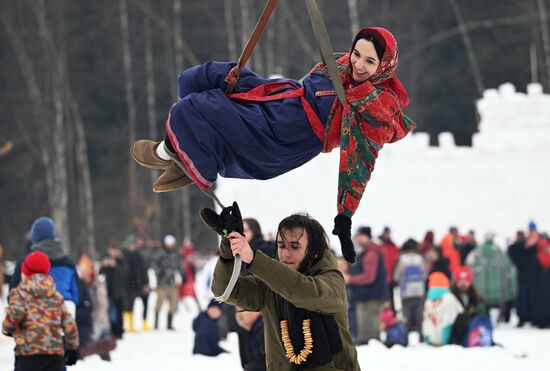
[449,266,487,345]
[345,226,387,345]
[151,234,183,330]
[422,272,463,346]
[507,230,538,327]
[9,217,80,317]
[3,251,80,370]
[379,308,408,348]
[192,299,227,357]
[451,266,486,315]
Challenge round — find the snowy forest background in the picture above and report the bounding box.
[1,0,550,259]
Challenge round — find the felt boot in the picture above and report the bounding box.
[132,140,171,170]
[153,161,194,192]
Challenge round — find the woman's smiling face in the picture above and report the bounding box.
[350,38,381,83]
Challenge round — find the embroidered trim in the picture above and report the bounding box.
[165,109,213,190]
[315,90,336,97]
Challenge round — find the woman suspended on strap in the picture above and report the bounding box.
[132,27,415,263]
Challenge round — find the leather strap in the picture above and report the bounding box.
[225,0,278,93]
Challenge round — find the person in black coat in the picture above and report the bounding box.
[425,245,452,280]
[75,278,94,353]
[459,230,477,265]
[122,238,149,332]
[235,307,266,371]
[243,218,275,258]
[243,218,274,260]
[99,243,128,339]
[192,300,227,357]
[507,231,538,327]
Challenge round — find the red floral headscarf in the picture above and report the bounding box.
[349,27,410,108]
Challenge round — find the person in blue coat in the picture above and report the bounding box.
[192,299,227,357]
[8,217,81,371]
[9,217,80,313]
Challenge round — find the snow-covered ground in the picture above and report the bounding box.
[1,291,549,371]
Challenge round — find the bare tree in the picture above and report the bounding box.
[266,17,275,75]
[173,0,184,69]
[239,0,254,71]
[119,0,138,224]
[34,0,71,249]
[224,0,238,61]
[279,1,317,63]
[172,0,191,239]
[144,7,161,239]
[449,0,485,95]
[537,0,550,88]
[65,91,97,257]
[35,0,97,257]
[400,14,532,62]
[347,0,360,39]
[32,1,96,255]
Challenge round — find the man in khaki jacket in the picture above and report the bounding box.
[211,212,360,371]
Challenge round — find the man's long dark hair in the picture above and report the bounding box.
[275,213,330,273]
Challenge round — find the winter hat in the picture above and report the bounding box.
[401,238,418,252]
[355,226,372,239]
[454,266,473,284]
[163,234,176,247]
[22,251,51,276]
[30,217,56,244]
[483,231,496,242]
[528,221,537,231]
[380,309,397,328]
[207,299,221,310]
[428,271,450,289]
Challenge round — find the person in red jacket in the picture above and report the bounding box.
[344,226,387,344]
[379,226,399,309]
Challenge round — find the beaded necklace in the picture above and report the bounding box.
[280,319,313,365]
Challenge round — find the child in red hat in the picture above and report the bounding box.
[2,251,80,370]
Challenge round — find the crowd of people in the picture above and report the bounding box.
[1,214,549,371]
[0,216,205,370]
[340,222,550,349]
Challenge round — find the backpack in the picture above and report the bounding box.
[400,263,425,297]
[464,314,494,347]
